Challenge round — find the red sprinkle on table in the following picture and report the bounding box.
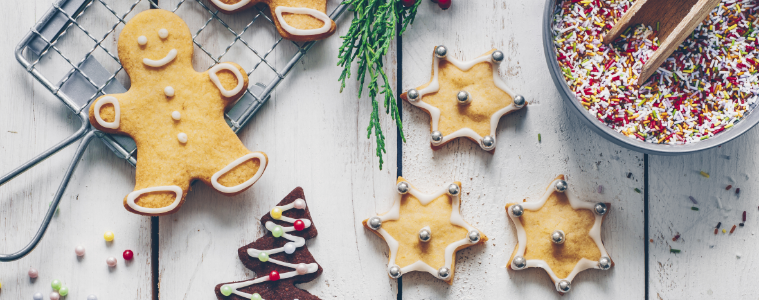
[743,211,747,222]
[726,185,733,190]
[730,225,737,234]
[123,250,133,261]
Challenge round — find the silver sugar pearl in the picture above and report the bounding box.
[598,256,612,270]
[554,180,568,192]
[438,267,451,279]
[388,265,402,279]
[491,50,505,63]
[407,89,420,102]
[456,91,471,105]
[512,255,526,270]
[397,181,410,194]
[435,45,448,58]
[510,204,524,217]
[418,228,431,242]
[551,230,566,244]
[368,216,382,230]
[481,135,495,150]
[447,184,460,196]
[558,280,572,293]
[594,202,608,216]
[467,230,481,243]
[513,94,526,108]
[431,131,444,144]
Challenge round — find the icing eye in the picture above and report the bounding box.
[138,36,147,46]
[158,28,169,39]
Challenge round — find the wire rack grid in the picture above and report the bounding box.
[15,0,347,166]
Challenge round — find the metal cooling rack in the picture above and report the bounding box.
[0,0,347,261]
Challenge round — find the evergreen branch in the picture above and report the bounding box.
[338,0,420,170]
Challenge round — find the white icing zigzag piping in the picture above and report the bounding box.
[223,199,318,299]
[408,48,525,150]
[369,180,481,281]
[274,7,332,36]
[507,178,611,292]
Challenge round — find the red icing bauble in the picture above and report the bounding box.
[294,220,305,231]
[123,250,134,261]
[437,0,451,9]
[269,270,280,281]
[401,0,416,7]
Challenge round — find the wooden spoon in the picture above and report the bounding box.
[603,0,720,85]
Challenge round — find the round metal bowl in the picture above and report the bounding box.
[542,0,759,155]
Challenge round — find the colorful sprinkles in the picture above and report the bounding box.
[552,0,759,144]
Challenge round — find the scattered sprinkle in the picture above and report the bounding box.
[649,238,654,243]
[736,188,741,194]
[736,253,742,259]
[691,206,699,211]
[740,223,745,227]
[700,171,710,178]
[634,188,642,193]
[689,196,698,204]
[743,211,747,222]
[538,133,542,142]
[597,185,604,194]
[726,184,733,190]
[672,233,680,241]
[716,222,722,229]
[7,131,16,133]
[714,228,719,235]
[627,172,632,178]
[730,224,737,234]
[723,229,727,234]
[670,249,681,253]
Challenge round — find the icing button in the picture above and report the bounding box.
[164,86,175,97]
[177,133,188,144]
[171,111,181,121]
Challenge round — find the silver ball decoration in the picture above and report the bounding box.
[438,267,451,279]
[87,295,98,300]
[512,255,526,270]
[558,280,572,293]
[407,89,420,102]
[431,131,444,144]
[554,180,568,192]
[368,216,382,230]
[551,230,565,244]
[467,230,481,243]
[388,265,402,279]
[418,228,431,242]
[513,94,526,108]
[594,202,608,216]
[397,181,410,194]
[33,293,44,300]
[510,204,524,217]
[435,45,448,58]
[456,90,471,105]
[491,50,505,63]
[481,135,496,150]
[447,184,460,196]
[598,256,611,270]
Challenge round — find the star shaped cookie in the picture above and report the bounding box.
[400,45,526,151]
[363,177,487,283]
[506,175,613,294]
[88,10,267,216]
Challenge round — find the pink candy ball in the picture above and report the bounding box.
[106,256,117,267]
[50,292,61,300]
[75,245,86,257]
[28,268,38,279]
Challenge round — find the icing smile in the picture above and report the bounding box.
[143,49,177,67]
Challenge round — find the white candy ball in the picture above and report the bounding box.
[293,199,306,210]
[284,242,296,254]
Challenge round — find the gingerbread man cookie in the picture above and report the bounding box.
[208,0,336,42]
[506,175,613,294]
[363,177,487,283]
[89,9,267,216]
[400,45,526,151]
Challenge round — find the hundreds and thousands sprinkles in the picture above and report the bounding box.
[553,0,759,144]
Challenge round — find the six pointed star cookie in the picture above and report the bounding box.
[506,175,613,294]
[363,177,487,283]
[400,45,526,151]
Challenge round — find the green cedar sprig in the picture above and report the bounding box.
[337,0,420,170]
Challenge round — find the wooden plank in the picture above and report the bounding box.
[157,1,399,299]
[0,0,153,299]
[648,133,759,299]
[398,0,645,298]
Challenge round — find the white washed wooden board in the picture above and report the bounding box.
[398,0,645,299]
[0,0,153,299]
[648,132,759,299]
[157,0,399,299]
